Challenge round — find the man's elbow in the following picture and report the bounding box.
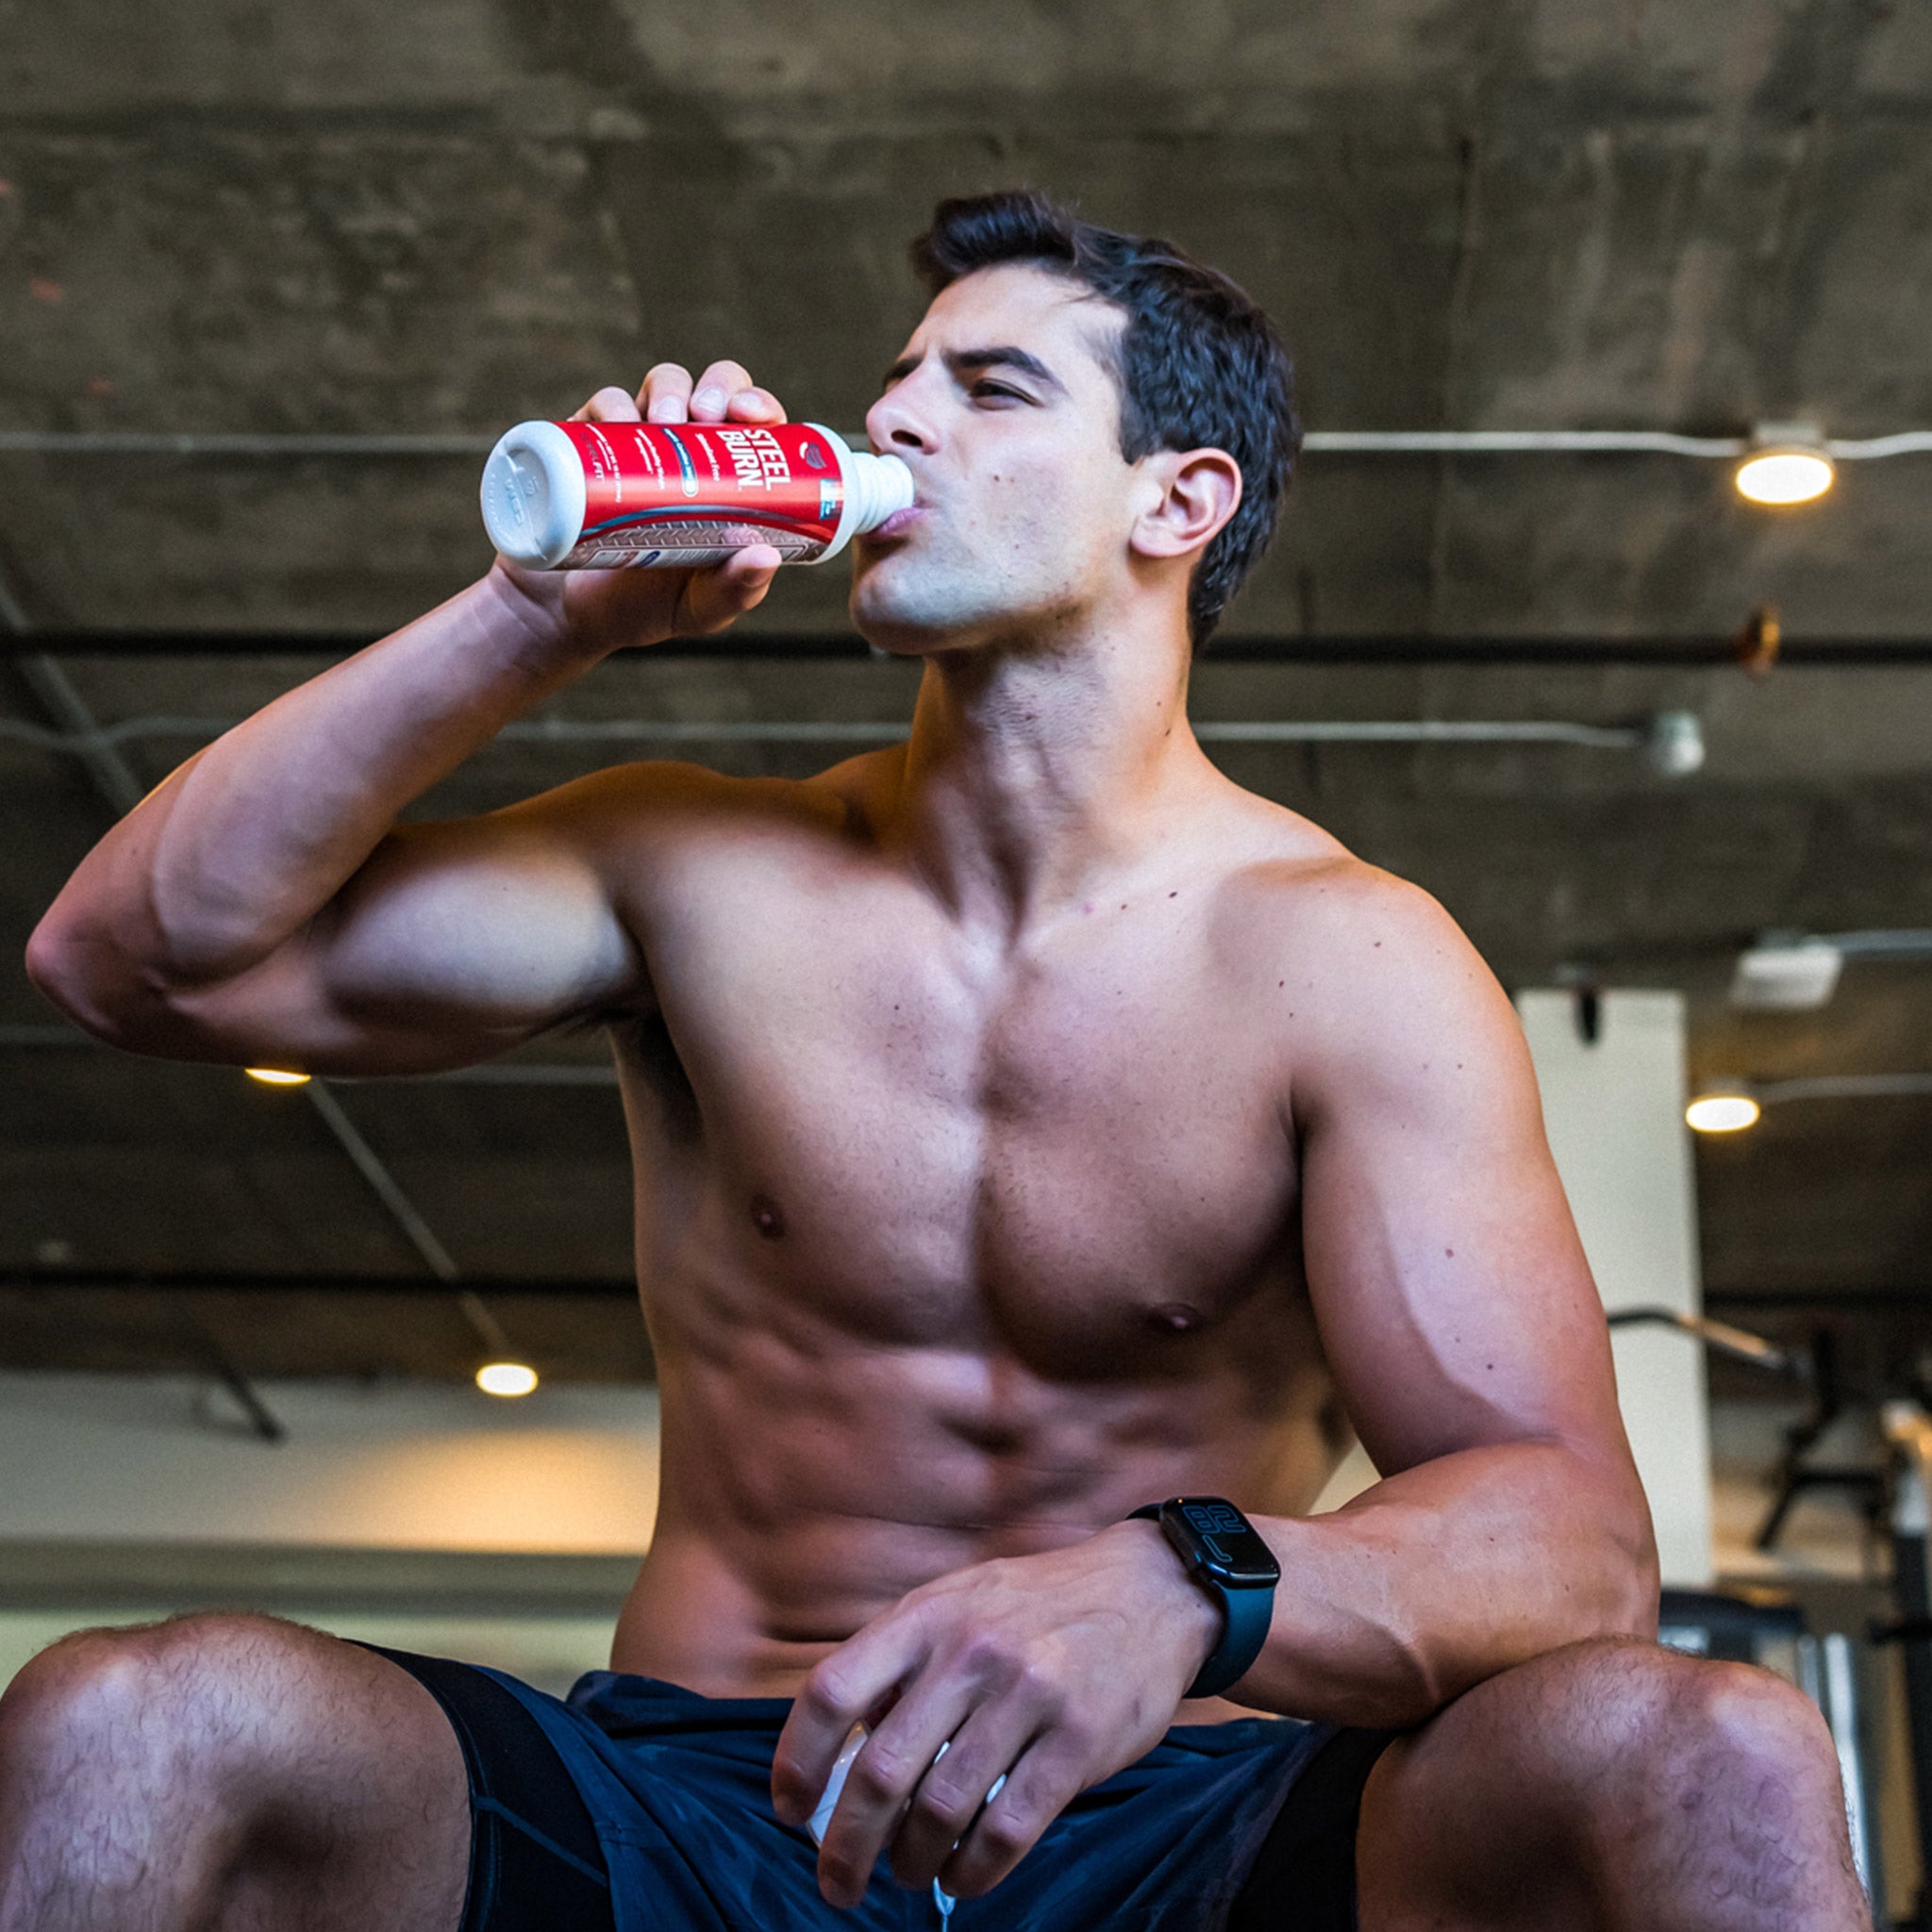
[1586,1479,1662,1643]
[25,905,172,1048]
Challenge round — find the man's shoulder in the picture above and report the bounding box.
[515,748,897,855]
[1206,805,1511,1086]
[1209,800,1460,964]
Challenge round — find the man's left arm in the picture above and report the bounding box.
[1244,872,1658,1728]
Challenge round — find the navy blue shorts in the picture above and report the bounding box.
[364,1644,1394,1932]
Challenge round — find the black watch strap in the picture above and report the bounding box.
[1129,1497,1279,1700]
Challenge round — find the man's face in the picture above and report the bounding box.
[849,264,1147,653]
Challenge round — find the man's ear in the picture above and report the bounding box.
[1128,448,1243,561]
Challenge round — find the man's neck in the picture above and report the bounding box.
[886,612,1216,935]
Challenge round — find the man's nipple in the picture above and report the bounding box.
[1148,1302,1204,1335]
[750,1193,787,1240]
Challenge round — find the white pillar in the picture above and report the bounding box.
[1516,989,1714,1588]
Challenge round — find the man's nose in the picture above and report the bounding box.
[865,386,936,458]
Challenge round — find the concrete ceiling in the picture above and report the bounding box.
[3,0,1929,1390]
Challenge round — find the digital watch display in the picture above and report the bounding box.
[1128,1496,1281,1699]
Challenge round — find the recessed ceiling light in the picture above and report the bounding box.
[1687,1087,1761,1134]
[475,1360,540,1398]
[1735,423,1834,506]
[245,1067,311,1086]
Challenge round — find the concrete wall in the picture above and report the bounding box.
[0,1373,663,1691]
[1517,989,1714,1587]
[0,1372,661,1553]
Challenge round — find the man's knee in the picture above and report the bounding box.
[1,1612,326,1807]
[1627,1650,1844,1819]
[1502,1636,1845,1830]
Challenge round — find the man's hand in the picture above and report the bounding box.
[770,1521,1221,1908]
[489,359,787,660]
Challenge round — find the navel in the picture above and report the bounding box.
[750,1193,787,1241]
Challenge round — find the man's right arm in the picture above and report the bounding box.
[25,364,785,1074]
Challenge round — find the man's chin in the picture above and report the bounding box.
[848,576,986,658]
[850,614,954,658]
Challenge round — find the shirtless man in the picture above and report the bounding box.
[10,191,1865,1930]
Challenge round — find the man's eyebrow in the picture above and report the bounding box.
[881,346,1067,394]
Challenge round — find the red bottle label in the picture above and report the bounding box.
[554,421,845,567]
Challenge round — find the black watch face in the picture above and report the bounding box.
[1173,1499,1280,1587]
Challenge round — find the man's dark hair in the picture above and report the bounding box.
[909,189,1300,647]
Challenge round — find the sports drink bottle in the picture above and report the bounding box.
[481,419,913,570]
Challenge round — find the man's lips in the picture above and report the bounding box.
[863,503,925,542]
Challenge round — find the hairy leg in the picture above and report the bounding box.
[0,1612,470,1932]
[1356,1636,1869,1932]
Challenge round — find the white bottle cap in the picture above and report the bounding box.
[848,448,917,531]
[808,426,915,561]
[480,421,587,568]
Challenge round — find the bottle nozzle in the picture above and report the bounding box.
[850,451,915,533]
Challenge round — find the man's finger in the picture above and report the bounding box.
[689,358,755,421]
[571,384,641,425]
[771,1624,924,1830]
[724,384,787,423]
[885,1704,1031,1892]
[938,1739,1084,1900]
[813,1689,975,1910]
[671,546,781,637]
[640,362,694,423]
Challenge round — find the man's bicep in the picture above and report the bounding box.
[1293,908,1628,1482]
[160,808,642,1074]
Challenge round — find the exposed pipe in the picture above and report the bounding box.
[1819,931,1932,959]
[3,427,1929,460]
[0,707,1706,770]
[1750,1074,1932,1106]
[301,1081,459,1282]
[1313,431,1741,457]
[0,432,498,457]
[175,1305,287,1443]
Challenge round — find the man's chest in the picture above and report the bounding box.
[621,859,1303,1352]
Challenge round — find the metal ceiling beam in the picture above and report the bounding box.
[4,628,1932,664]
[9,1269,1925,1309]
[2,1024,624,1083]
[4,1267,637,1298]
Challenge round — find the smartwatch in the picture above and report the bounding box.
[1128,1496,1280,1699]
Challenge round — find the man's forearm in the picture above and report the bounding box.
[29,568,593,1002]
[1238,1442,1657,1730]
